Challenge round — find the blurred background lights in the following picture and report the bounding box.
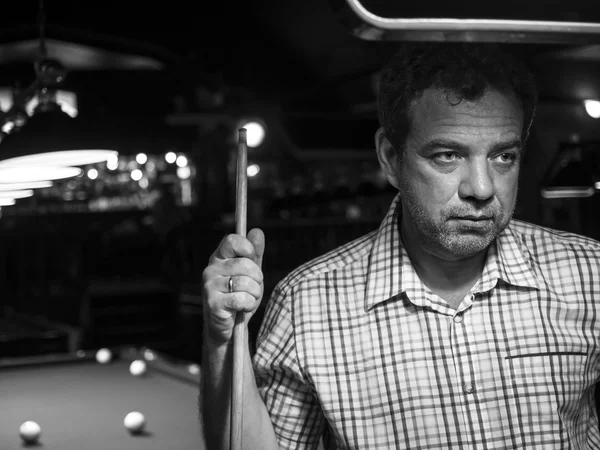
[87,168,98,180]
[177,166,191,179]
[131,169,142,181]
[165,152,177,164]
[176,155,188,167]
[241,121,266,147]
[106,154,119,170]
[247,163,260,177]
[584,99,600,118]
[136,153,148,164]
[1,121,15,134]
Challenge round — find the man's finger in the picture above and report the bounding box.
[247,228,265,268]
[214,234,255,260]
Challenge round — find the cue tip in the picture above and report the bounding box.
[238,128,247,144]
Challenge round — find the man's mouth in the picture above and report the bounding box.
[454,215,492,221]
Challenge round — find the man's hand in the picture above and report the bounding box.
[202,228,265,345]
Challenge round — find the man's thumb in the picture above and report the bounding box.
[247,228,265,268]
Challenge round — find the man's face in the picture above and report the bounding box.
[376,86,524,260]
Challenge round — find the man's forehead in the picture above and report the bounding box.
[408,86,524,122]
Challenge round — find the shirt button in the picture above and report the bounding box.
[453,314,463,324]
[463,383,474,394]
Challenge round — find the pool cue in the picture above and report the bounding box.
[231,128,247,450]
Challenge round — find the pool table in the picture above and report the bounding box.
[0,346,207,449]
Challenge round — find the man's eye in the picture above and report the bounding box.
[496,152,517,163]
[433,152,459,162]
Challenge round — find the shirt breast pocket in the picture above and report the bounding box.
[504,351,589,420]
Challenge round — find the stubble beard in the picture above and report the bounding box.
[396,169,517,259]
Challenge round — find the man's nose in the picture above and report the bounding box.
[458,160,494,201]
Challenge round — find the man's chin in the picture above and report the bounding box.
[440,233,496,258]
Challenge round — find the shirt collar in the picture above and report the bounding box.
[364,193,541,312]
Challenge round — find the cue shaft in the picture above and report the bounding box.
[231,128,247,450]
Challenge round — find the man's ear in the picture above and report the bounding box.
[375,127,400,189]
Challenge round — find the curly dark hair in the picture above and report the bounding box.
[377,43,538,154]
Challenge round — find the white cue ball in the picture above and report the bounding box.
[188,364,200,375]
[129,359,147,376]
[124,411,146,434]
[19,421,41,444]
[96,348,112,364]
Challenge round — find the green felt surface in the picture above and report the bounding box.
[0,358,206,450]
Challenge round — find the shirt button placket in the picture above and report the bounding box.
[452,310,475,396]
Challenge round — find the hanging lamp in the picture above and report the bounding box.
[0,0,117,171]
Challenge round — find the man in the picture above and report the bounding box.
[201,43,600,449]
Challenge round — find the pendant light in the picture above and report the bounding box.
[0,0,117,171]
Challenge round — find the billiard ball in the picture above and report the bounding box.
[19,421,41,444]
[129,360,147,376]
[124,411,145,434]
[188,364,200,375]
[95,348,112,364]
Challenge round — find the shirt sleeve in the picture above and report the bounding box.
[252,284,326,450]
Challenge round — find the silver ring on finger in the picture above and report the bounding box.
[228,276,234,293]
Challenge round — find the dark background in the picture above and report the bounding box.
[0,0,598,362]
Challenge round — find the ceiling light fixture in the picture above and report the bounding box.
[0,180,52,191]
[0,0,117,172]
[0,167,82,184]
[0,189,35,199]
[0,150,117,169]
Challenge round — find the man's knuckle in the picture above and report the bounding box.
[202,266,214,282]
[224,234,237,247]
[228,293,242,310]
[205,295,218,313]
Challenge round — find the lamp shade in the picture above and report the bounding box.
[0,167,82,183]
[0,107,117,167]
[0,181,52,191]
[0,198,15,206]
[0,189,34,199]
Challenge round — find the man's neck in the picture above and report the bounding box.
[399,219,488,296]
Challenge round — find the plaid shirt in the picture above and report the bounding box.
[253,193,600,449]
